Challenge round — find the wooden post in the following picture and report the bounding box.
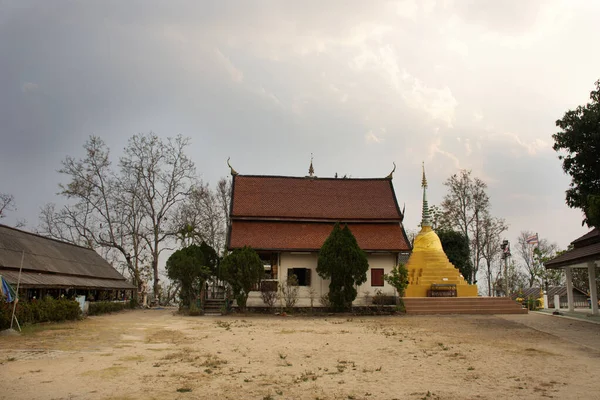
[10,251,25,331]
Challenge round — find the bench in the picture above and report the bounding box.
[429,283,457,297]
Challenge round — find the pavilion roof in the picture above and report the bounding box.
[545,228,600,269]
[509,286,588,299]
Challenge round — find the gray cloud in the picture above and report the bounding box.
[0,0,598,251]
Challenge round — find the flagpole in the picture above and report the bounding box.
[10,251,24,331]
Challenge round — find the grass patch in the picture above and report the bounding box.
[215,321,231,331]
[145,329,186,344]
[19,323,77,336]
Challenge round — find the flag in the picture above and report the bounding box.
[0,275,16,303]
[526,233,539,244]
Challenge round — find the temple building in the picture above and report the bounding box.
[404,164,478,297]
[226,160,411,306]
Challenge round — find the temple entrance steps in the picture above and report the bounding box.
[204,299,226,315]
[403,297,528,315]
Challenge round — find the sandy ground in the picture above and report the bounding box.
[1,310,599,400]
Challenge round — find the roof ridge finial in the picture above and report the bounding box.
[308,153,315,177]
[227,157,238,176]
[421,161,428,188]
[386,162,396,179]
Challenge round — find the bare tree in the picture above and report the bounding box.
[216,177,232,252]
[516,231,558,288]
[38,136,149,298]
[175,178,232,255]
[120,133,197,300]
[479,214,508,296]
[0,193,16,219]
[440,170,490,284]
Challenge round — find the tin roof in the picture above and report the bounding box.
[0,224,134,289]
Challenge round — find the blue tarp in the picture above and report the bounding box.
[1,275,16,303]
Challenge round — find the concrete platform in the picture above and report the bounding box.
[404,297,528,315]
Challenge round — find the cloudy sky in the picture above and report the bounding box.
[1,0,599,251]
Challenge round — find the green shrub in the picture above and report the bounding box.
[372,292,396,305]
[88,301,129,316]
[526,296,541,311]
[0,296,81,329]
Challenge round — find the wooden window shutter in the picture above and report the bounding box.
[305,269,312,286]
[371,269,384,287]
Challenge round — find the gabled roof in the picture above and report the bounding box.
[231,175,403,221]
[229,221,410,252]
[545,228,600,269]
[0,224,135,289]
[572,228,600,247]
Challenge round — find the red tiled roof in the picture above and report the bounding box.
[228,221,410,251]
[231,176,402,220]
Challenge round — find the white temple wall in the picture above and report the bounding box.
[246,251,398,308]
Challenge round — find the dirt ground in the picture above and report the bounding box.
[1,310,599,400]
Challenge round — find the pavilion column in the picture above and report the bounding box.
[588,262,599,315]
[565,267,574,312]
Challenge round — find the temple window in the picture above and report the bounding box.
[371,268,384,287]
[287,268,312,286]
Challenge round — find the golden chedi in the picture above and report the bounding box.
[403,164,478,297]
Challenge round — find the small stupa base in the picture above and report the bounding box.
[404,284,478,298]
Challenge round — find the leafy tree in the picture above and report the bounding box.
[436,229,473,283]
[317,223,369,311]
[220,246,264,311]
[166,244,211,309]
[196,241,219,276]
[553,79,600,228]
[384,264,409,308]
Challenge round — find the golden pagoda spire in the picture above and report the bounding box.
[421,162,431,227]
[403,161,478,297]
[308,153,315,177]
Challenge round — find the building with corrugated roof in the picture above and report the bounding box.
[0,224,135,301]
